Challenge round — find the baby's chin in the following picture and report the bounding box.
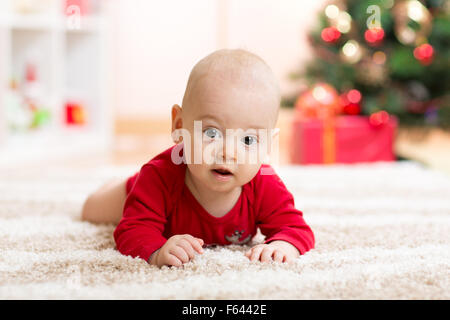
[191,169,242,194]
[207,169,261,193]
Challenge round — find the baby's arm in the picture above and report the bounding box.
[114,164,181,263]
[248,166,315,263]
[149,234,204,267]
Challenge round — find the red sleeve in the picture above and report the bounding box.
[113,163,170,262]
[254,165,315,255]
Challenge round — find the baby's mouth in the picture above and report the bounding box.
[211,167,234,181]
[212,168,233,176]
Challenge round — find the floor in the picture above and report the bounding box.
[2,155,449,299]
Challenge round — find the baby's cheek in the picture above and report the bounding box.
[236,163,261,183]
[202,140,229,165]
[186,140,216,165]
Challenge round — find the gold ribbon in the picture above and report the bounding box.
[323,117,336,164]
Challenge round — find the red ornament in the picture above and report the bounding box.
[364,28,385,46]
[347,89,362,104]
[321,27,341,43]
[295,83,341,119]
[413,43,434,65]
[339,89,362,115]
[369,110,390,127]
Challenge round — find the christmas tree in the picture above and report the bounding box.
[288,0,450,128]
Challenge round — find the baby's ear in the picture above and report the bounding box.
[171,105,183,142]
[171,104,183,129]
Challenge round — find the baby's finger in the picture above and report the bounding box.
[184,236,204,254]
[273,250,284,263]
[195,238,204,251]
[285,255,294,264]
[181,234,203,246]
[260,247,275,262]
[177,239,196,259]
[169,245,190,263]
[250,245,264,262]
[163,252,182,267]
[196,237,204,247]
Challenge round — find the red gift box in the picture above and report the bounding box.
[290,115,398,164]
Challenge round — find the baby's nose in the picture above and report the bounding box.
[217,139,237,163]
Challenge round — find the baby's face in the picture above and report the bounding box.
[179,73,279,193]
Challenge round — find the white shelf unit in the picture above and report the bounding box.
[0,0,113,167]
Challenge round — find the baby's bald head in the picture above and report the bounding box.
[172,49,281,188]
[181,49,281,126]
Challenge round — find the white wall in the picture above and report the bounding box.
[226,0,325,96]
[112,0,326,119]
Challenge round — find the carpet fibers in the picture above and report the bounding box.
[0,161,449,299]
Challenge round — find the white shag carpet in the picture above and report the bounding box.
[0,161,449,300]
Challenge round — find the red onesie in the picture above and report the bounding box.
[113,145,315,262]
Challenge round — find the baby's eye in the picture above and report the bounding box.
[203,127,222,140]
[242,135,258,146]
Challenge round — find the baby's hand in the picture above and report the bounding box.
[149,234,204,267]
[245,240,300,264]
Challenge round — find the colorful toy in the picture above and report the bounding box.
[65,101,87,125]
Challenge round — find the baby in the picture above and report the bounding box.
[81,49,314,267]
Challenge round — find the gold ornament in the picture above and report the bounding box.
[356,59,388,86]
[340,40,363,64]
[325,4,340,19]
[324,2,352,34]
[372,51,387,65]
[392,0,432,45]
